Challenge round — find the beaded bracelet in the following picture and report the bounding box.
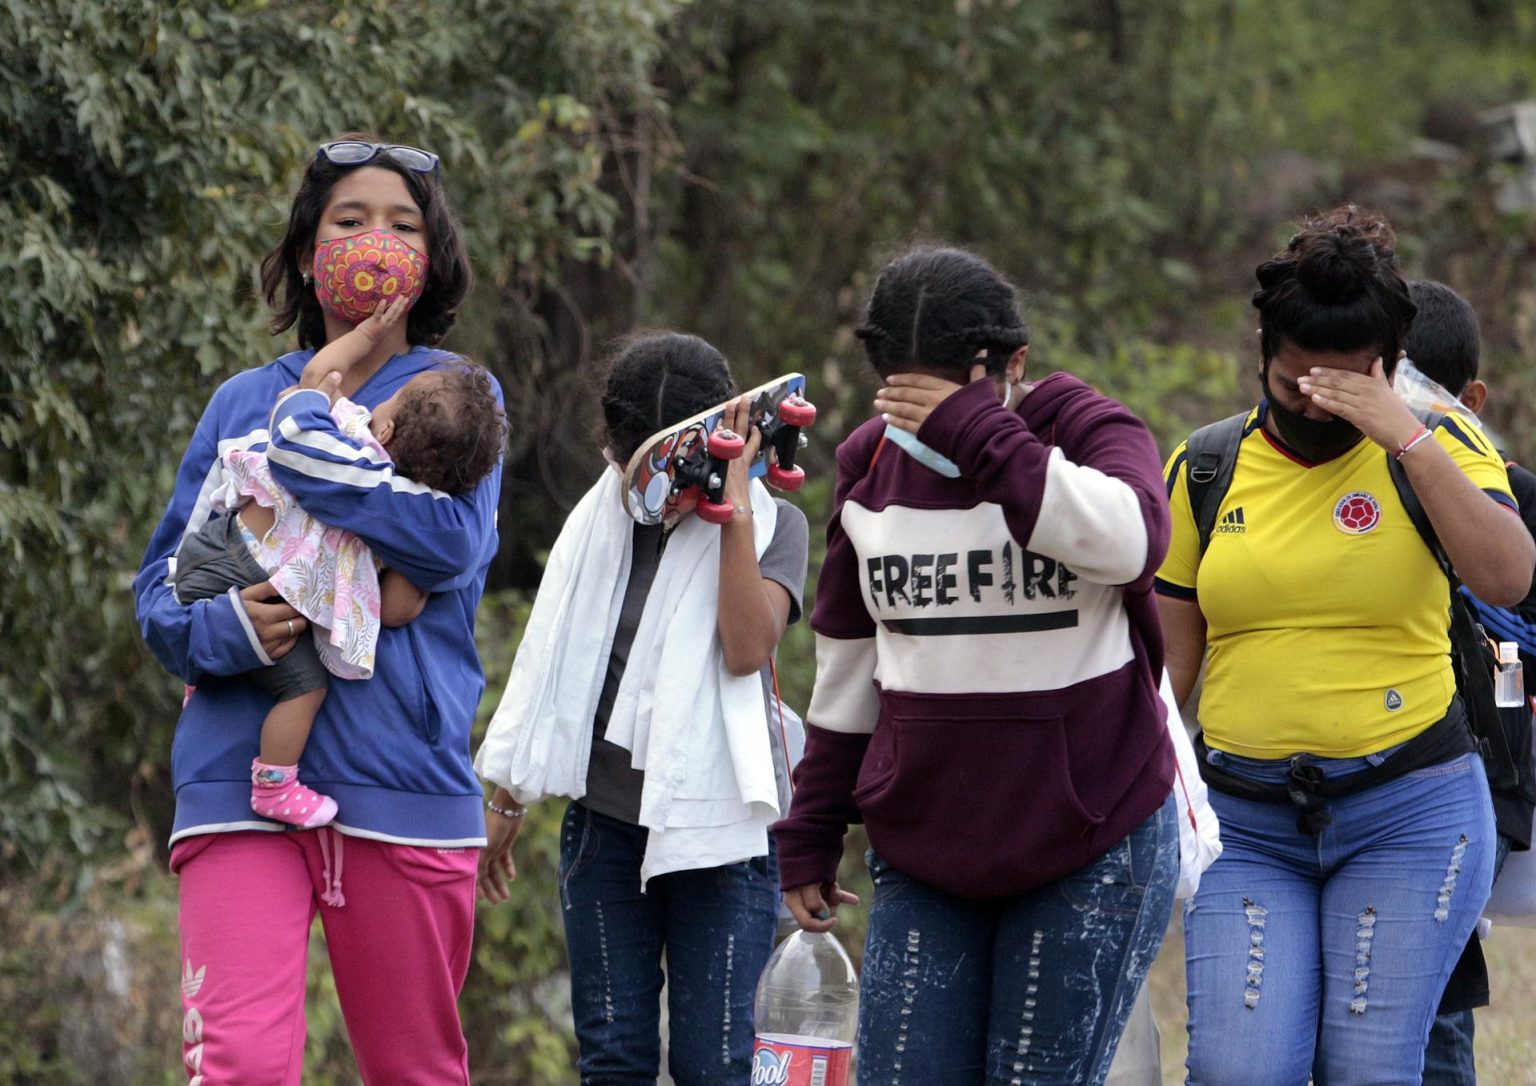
[487,801,526,820]
[1395,425,1432,461]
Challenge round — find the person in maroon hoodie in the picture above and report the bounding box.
[775,246,1179,1085]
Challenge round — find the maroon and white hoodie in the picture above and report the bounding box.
[775,373,1175,900]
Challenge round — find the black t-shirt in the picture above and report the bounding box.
[582,500,810,824]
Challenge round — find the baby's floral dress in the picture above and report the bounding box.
[216,395,385,680]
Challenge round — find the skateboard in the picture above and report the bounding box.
[620,373,816,526]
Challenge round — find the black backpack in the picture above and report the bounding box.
[1181,410,1520,790]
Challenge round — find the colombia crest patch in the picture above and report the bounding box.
[1333,491,1382,535]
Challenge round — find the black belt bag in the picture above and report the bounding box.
[1194,698,1477,836]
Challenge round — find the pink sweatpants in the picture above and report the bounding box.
[171,830,478,1084]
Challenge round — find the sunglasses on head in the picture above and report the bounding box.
[315,141,440,178]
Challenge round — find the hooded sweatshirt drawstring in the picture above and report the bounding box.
[319,828,347,907]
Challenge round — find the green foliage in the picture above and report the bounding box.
[0,852,181,1083]
[463,592,582,1084]
[0,0,682,875]
[652,0,1266,394]
[11,0,1536,1078]
[648,0,1536,453]
[1,0,678,1076]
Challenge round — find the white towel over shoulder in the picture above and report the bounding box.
[475,468,781,884]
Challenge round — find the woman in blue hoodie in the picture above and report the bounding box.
[134,138,497,1083]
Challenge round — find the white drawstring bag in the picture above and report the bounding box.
[1159,670,1223,899]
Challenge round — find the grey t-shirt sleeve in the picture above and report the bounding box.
[758,499,811,816]
[761,499,810,626]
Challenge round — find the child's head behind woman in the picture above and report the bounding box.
[601,332,736,462]
[856,246,1030,380]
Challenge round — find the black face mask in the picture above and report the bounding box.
[1261,365,1364,463]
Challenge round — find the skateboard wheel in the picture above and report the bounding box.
[767,463,805,491]
[697,497,735,525]
[708,428,745,460]
[778,396,816,427]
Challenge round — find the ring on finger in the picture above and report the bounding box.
[286,618,295,639]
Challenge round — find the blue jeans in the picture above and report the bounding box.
[1184,751,1496,1086]
[1421,833,1513,1086]
[558,801,778,1086]
[857,794,1178,1085]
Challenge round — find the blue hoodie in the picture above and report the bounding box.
[134,346,500,846]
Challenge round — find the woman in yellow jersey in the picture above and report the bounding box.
[1157,207,1534,1086]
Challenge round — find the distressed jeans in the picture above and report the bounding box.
[1184,751,1495,1086]
[558,801,778,1086]
[857,794,1178,1085]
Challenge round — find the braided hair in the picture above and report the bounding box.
[1252,205,1416,371]
[856,247,1029,378]
[602,332,736,463]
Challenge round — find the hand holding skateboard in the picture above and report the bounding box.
[719,396,764,519]
[621,373,817,526]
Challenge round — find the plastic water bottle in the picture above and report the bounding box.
[1495,641,1525,708]
[752,930,858,1086]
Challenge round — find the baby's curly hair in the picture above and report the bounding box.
[390,364,508,494]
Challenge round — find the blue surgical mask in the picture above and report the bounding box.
[883,423,961,478]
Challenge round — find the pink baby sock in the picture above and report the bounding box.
[251,759,338,829]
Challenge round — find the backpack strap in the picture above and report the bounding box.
[1385,409,1445,558]
[1183,412,1252,557]
[1385,410,1520,790]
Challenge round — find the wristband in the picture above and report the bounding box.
[487,802,526,820]
[1395,425,1432,460]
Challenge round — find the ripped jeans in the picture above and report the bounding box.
[857,795,1178,1085]
[1184,751,1495,1086]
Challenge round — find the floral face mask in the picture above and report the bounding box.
[312,230,429,324]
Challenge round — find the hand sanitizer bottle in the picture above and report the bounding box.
[1495,642,1524,708]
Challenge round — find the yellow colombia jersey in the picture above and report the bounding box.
[1158,407,1516,759]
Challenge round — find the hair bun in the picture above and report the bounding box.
[1250,204,1414,366]
[1292,228,1381,303]
[1289,206,1399,304]
[1254,256,1295,292]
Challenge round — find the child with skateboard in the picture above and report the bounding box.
[172,295,506,828]
[475,332,810,1085]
